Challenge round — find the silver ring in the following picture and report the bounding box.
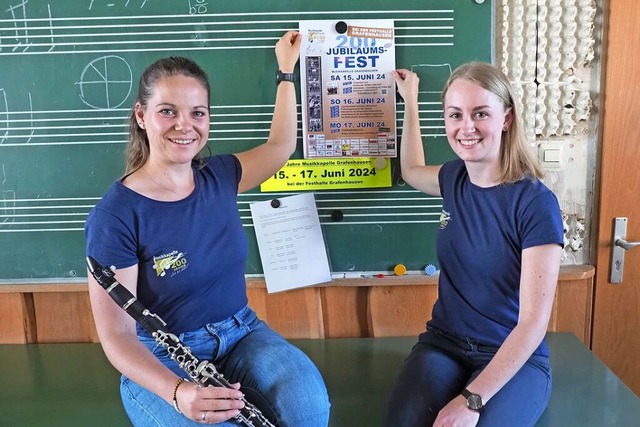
[201,411,207,421]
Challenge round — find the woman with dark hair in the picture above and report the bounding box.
[85,31,330,426]
[387,63,563,427]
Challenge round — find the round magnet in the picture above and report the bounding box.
[335,21,348,34]
[393,263,407,276]
[331,210,344,222]
[270,199,281,208]
[374,157,388,170]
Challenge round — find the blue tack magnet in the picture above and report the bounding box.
[424,264,438,276]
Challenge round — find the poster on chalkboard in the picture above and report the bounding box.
[250,193,332,293]
[299,19,397,159]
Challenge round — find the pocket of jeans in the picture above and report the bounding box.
[181,328,214,347]
[120,375,141,398]
[139,333,186,365]
[527,354,552,379]
[138,334,163,355]
[238,307,263,332]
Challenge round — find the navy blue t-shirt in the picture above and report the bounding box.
[428,159,564,356]
[85,155,249,334]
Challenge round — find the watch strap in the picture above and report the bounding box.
[276,69,295,85]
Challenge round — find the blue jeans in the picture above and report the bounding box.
[386,327,551,427]
[121,305,330,426]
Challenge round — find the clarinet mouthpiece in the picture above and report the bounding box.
[86,256,117,289]
[86,256,101,274]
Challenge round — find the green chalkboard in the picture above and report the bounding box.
[0,0,492,281]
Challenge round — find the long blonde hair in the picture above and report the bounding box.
[441,62,543,183]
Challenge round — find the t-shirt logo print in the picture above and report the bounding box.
[439,209,452,230]
[152,250,188,277]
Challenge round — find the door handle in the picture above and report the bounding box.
[610,217,639,283]
[615,239,640,250]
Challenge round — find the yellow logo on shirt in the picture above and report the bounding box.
[439,210,451,229]
[152,250,188,277]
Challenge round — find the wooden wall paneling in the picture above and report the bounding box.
[366,266,594,342]
[246,285,268,321]
[32,292,99,343]
[252,286,325,339]
[0,293,36,344]
[367,285,438,337]
[0,266,595,343]
[549,277,594,346]
[321,286,369,338]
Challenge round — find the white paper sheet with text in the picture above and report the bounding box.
[250,193,332,293]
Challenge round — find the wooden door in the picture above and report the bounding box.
[592,0,640,396]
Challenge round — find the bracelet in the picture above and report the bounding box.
[172,378,186,414]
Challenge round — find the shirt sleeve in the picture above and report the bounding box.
[519,189,565,249]
[206,154,242,192]
[85,206,139,270]
[438,159,460,198]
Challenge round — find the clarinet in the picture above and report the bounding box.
[86,256,276,427]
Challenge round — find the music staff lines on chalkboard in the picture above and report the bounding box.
[0,105,282,146]
[0,89,35,144]
[0,102,446,148]
[0,196,98,233]
[237,190,443,227]
[1,1,54,53]
[0,8,454,55]
[397,103,446,139]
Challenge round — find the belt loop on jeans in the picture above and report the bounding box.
[430,327,475,351]
[232,307,247,327]
[232,314,242,327]
[466,337,477,352]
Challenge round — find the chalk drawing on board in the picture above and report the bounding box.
[410,63,452,94]
[1,164,16,228]
[89,0,149,10]
[188,0,209,15]
[0,89,36,145]
[3,0,32,53]
[0,193,15,227]
[76,56,133,109]
[22,92,34,143]
[0,89,8,143]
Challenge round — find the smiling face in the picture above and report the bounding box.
[443,78,512,173]
[135,74,210,167]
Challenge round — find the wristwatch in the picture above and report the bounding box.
[276,69,295,85]
[461,388,484,412]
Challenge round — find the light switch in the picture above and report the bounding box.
[538,142,565,169]
[543,148,561,162]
